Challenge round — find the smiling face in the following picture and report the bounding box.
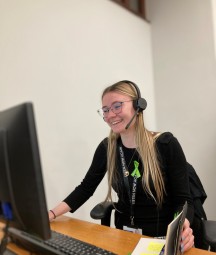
[102,91,136,134]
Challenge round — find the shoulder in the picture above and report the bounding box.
[154,132,186,159]
[153,131,174,144]
[96,137,108,151]
[154,132,182,152]
[92,138,108,162]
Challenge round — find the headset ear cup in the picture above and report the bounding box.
[120,80,147,111]
[137,98,147,112]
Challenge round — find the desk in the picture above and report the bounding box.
[1,216,215,255]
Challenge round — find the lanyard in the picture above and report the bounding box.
[118,144,140,226]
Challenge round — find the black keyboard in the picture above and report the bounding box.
[8,227,116,255]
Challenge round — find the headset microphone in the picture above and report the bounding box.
[125,108,139,130]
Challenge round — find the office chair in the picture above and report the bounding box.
[90,201,216,251]
[90,201,115,227]
[202,219,216,252]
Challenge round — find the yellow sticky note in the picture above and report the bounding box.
[140,254,157,255]
[140,253,156,255]
[147,241,164,252]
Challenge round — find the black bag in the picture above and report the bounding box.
[187,162,208,249]
[187,162,207,219]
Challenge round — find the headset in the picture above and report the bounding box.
[119,80,147,129]
[120,80,147,112]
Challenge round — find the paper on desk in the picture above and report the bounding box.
[132,203,188,255]
[131,238,165,255]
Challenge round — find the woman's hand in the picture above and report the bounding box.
[48,202,72,222]
[181,218,194,252]
[48,210,56,222]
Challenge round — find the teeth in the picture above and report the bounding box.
[111,120,121,125]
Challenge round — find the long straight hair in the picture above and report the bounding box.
[103,81,166,206]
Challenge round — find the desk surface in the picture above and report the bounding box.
[1,216,215,255]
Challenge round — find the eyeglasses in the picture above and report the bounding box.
[97,100,133,118]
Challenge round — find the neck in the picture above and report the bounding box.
[120,132,136,148]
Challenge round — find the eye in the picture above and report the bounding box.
[113,102,122,110]
[102,107,109,113]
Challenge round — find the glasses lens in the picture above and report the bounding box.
[97,102,123,118]
[112,102,122,114]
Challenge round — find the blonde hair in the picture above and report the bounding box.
[103,81,166,206]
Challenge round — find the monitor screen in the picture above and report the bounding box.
[0,102,51,240]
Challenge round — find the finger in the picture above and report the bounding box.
[181,234,194,252]
[181,228,194,252]
[183,218,190,229]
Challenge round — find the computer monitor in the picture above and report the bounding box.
[0,102,51,241]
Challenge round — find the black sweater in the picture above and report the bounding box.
[64,132,194,237]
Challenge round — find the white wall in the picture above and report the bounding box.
[0,0,155,223]
[147,0,216,219]
[212,0,216,58]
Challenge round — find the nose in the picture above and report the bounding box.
[104,109,117,121]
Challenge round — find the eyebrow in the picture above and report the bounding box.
[102,100,123,108]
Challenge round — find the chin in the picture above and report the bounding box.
[111,126,125,134]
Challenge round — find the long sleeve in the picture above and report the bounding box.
[63,138,108,212]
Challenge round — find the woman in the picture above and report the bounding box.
[49,80,194,252]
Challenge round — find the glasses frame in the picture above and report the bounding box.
[97,100,133,118]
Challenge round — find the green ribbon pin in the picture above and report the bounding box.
[131,160,141,178]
